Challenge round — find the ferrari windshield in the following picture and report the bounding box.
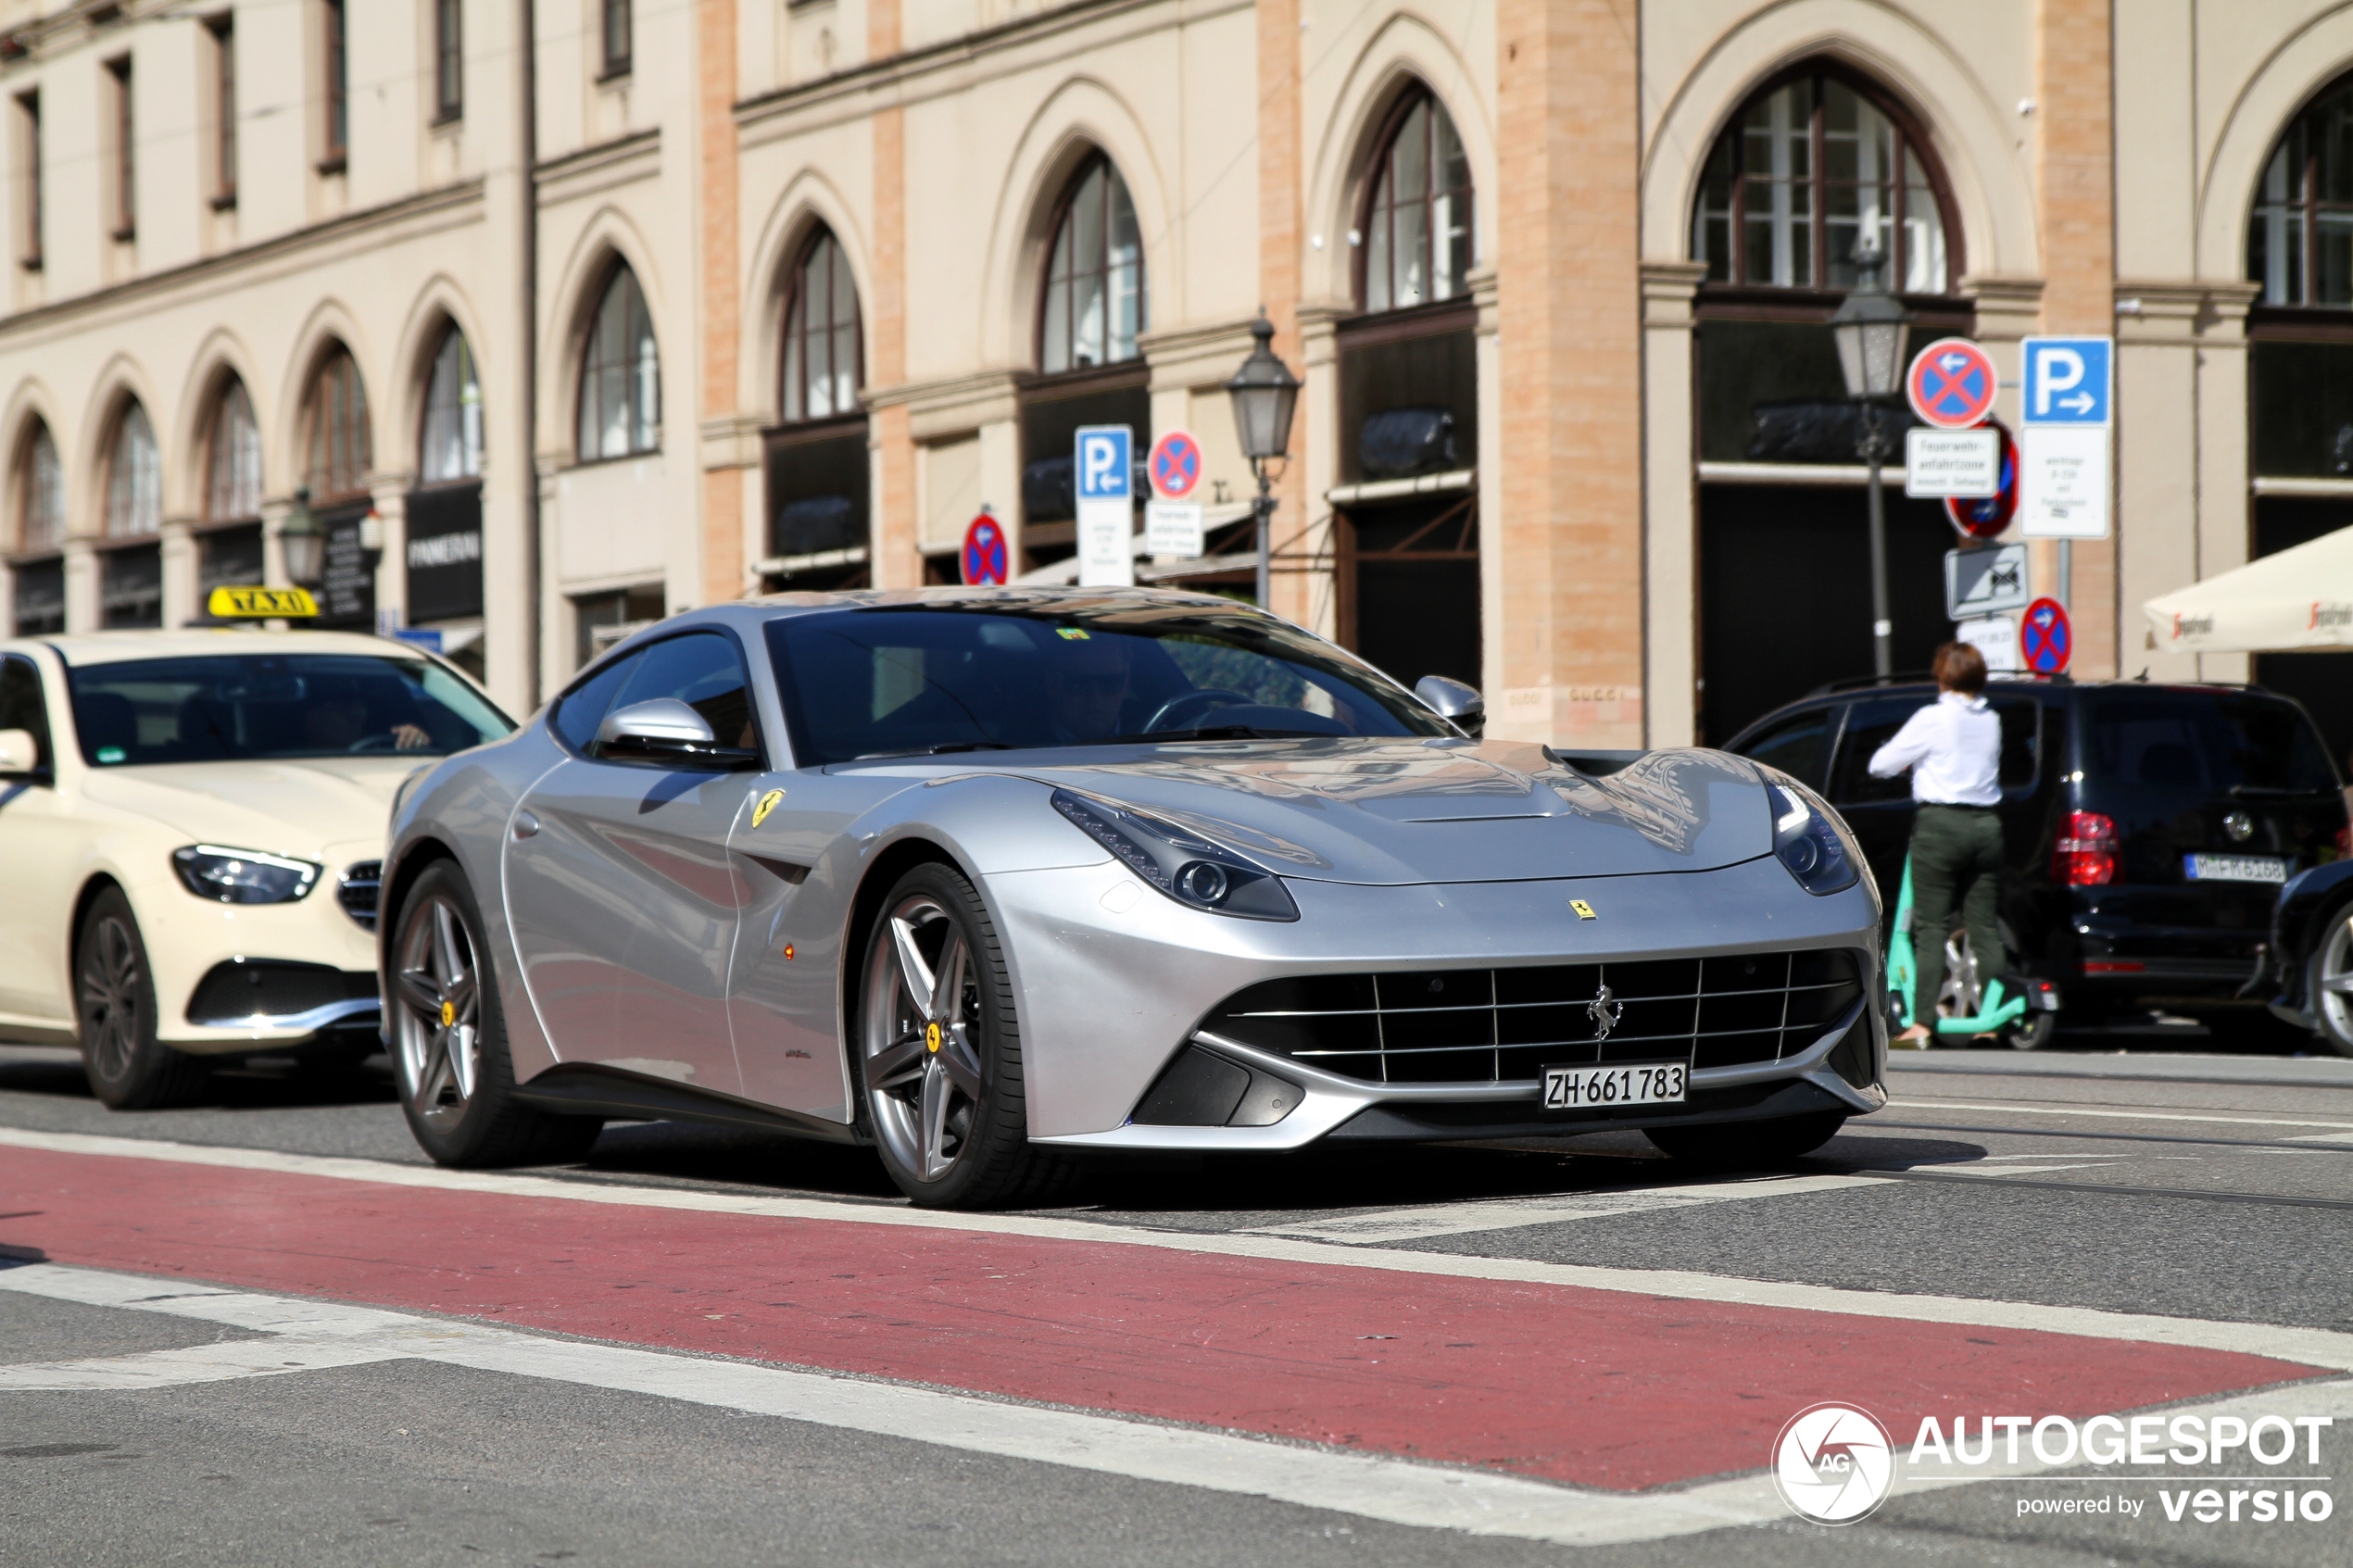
[765,603,1452,764]
[68,653,513,766]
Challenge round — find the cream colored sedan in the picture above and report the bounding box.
[0,629,512,1107]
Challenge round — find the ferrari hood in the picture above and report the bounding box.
[1006,738,1776,885]
[82,756,423,861]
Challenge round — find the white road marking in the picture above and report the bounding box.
[1242,1173,1882,1244]
[1896,1099,2353,1132]
[6,1125,2353,1372]
[3,1263,2345,1549]
[2292,1131,2353,1145]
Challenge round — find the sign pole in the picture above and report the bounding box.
[1864,405,1894,680]
[1253,460,1273,610]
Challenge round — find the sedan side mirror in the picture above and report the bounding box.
[0,727,42,777]
[596,699,760,770]
[1414,676,1484,739]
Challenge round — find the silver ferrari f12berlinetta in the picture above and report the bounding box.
[379,588,1885,1207]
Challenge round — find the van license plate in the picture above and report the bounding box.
[1541,1060,1688,1112]
[2183,854,2289,884]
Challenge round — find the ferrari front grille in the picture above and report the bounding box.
[1202,949,1866,1085]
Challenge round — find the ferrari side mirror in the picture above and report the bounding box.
[1414,676,1484,738]
[597,699,759,770]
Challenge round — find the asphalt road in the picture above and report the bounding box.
[3,1019,2350,1567]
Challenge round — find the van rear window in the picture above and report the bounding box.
[2083,692,2339,794]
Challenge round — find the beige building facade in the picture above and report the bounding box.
[1,0,2348,760]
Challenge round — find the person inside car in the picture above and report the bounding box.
[1869,640,2004,1046]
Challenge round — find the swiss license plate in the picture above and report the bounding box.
[1541,1060,1688,1112]
[2183,854,2290,884]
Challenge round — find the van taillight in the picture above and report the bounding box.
[2339,824,2350,859]
[2054,810,2118,886]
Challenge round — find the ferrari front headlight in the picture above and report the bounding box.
[172,845,322,905]
[1050,790,1299,922]
[1767,784,1861,897]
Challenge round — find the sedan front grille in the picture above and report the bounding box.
[337,861,383,932]
[1202,949,1866,1085]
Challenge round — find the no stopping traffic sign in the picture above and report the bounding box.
[2020,596,2071,675]
[1907,339,1999,430]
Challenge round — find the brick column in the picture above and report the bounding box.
[1639,261,1705,746]
[697,0,746,607]
[1491,0,1643,746]
[2035,0,2117,677]
[867,0,917,588]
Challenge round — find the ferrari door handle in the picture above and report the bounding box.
[512,809,540,840]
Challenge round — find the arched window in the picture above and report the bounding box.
[106,401,159,537]
[421,326,484,482]
[1361,89,1474,312]
[1040,156,1144,373]
[2250,79,2353,306]
[305,346,372,501]
[208,379,262,521]
[1692,69,1952,294]
[17,422,61,553]
[578,264,660,459]
[782,230,862,421]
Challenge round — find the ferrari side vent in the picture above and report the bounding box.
[1203,949,1866,1086]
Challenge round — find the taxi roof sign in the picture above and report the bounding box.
[208,585,319,619]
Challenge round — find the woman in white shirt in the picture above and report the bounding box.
[1868,641,2005,1045]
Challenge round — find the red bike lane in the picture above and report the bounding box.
[0,1142,2327,1491]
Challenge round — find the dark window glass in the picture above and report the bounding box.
[107,56,132,239]
[601,0,632,77]
[2248,77,2353,306]
[578,266,659,459]
[1692,70,1948,292]
[1995,698,2041,790]
[306,347,371,501]
[2082,693,2340,795]
[0,654,52,771]
[782,230,862,421]
[1040,157,1144,373]
[68,654,512,767]
[210,19,235,201]
[1739,710,1831,788]
[766,605,1448,766]
[322,0,347,162]
[1828,696,1922,806]
[552,650,641,755]
[100,544,162,629]
[605,633,755,756]
[434,0,462,121]
[18,90,42,269]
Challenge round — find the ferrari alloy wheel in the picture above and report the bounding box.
[75,887,205,1110]
[858,863,1071,1208]
[394,884,484,1135]
[2313,903,2353,1058]
[389,860,602,1167]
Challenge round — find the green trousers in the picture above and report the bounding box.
[1909,804,2006,1023]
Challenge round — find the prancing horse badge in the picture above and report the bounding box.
[751,788,786,828]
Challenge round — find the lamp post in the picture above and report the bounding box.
[1224,310,1301,611]
[280,486,325,587]
[1828,242,1913,681]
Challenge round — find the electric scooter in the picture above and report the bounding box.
[1885,854,2058,1046]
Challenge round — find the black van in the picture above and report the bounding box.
[1724,679,2350,1043]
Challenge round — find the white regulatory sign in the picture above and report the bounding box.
[1955,614,2022,673]
[2019,425,2111,539]
[1144,501,1203,559]
[1945,543,2030,620]
[1904,427,2001,498]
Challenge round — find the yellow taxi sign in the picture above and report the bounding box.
[208,585,319,619]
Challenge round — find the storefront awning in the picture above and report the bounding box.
[2143,523,2353,654]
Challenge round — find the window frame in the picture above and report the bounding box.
[106,401,160,541]
[2247,69,2353,309]
[576,263,661,463]
[1353,84,1477,315]
[599,0,632,82]
[207,15,236,208]
[433,0,462,125]
[304,346,373,504]
[14,421,62,558]
[207,379,263,524]
[1036,153,1147,376]
[421,324,484,483]
[105,55,133,243]
[15,90,40,271]
[320,0,348,172]
[779,228,864,424]
[1690,61,1962,298]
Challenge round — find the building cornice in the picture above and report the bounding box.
[0,179,486,343]
[535,130,661,207]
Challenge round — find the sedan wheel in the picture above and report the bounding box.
[75,887,205,1110]
[2313,906,2353,1058]
[388,860,602,1168]
[858,863,1071,1208]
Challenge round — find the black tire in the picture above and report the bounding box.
[2006,1011,2057,1051]
[76,886,208,1110]
[2309,897,2353,1059]
[853,861,1075,1209]
[1645,1110,1848,1170]
[387,859,602,1167]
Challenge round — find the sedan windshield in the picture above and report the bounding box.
[68,653,513,767]
[766,602,1451,764]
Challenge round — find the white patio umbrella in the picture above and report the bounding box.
[2144,522,2353,655]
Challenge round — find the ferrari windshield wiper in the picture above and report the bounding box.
[854,741,1014,759]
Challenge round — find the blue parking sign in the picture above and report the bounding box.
[2021,336,2111,426]
[1075,425,1133,501]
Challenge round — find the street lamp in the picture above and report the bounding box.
[280,486,325,587]
[1828,241,1912,681]
[1224,310,1300,611]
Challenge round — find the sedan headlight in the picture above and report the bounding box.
[1767,784,1861,897]
[1051,789,1299,922]
[172,845,322,905]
